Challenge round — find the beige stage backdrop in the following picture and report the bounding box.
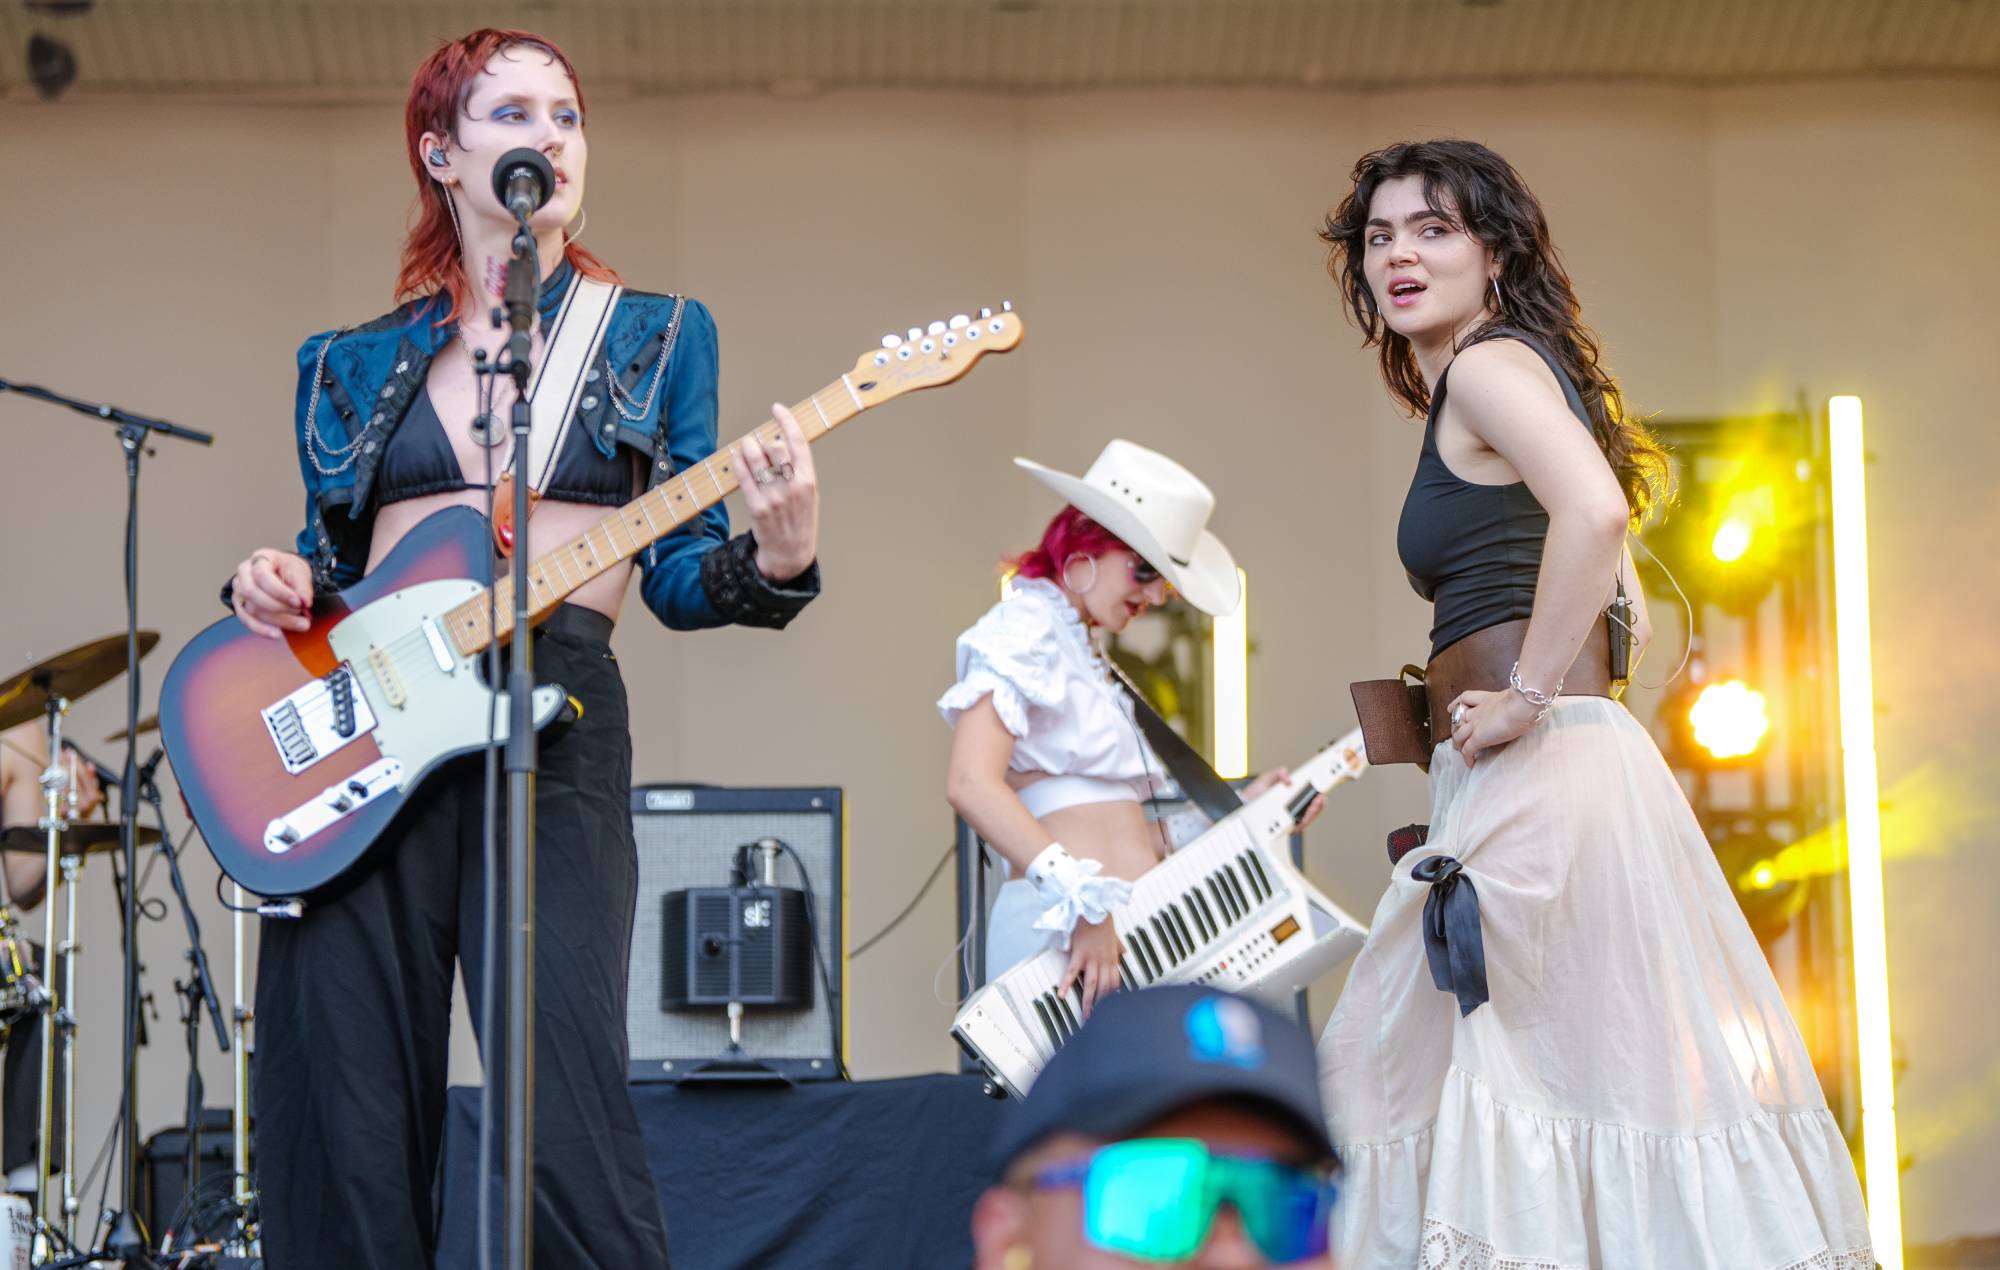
[4,78,1996,1243]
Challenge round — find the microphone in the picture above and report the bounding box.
[492,147,556,222]
[137,746,167,793]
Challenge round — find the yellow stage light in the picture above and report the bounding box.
[1688,680,1770,760]
[1830,394,1903,1268]
[1710,518,1754,563]
[1211,569,1249,780]
[1747,861,1778,891]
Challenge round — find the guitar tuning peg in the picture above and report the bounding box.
[948,314,970,329]
[1001,301,1013,313]
[927,320,947,336]
[881,333,902,349]
[978,307,993,319]
[907,327,923,342]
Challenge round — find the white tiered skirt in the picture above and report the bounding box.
[1318,697,1874,1270]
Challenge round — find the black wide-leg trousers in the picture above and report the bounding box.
[253,607,670,1269]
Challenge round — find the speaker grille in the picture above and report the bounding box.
[627,789,842,1080]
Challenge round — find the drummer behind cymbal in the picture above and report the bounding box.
[0,721,101,1194]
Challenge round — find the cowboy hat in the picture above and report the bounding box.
[1015,439,1240,616]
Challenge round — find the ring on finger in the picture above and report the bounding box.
[751,466,775,486]
[1450,703,1468,728]
[771,462,795,482]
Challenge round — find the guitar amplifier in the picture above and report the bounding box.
[627,785,846,1082]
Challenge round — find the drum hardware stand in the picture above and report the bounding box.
[3,374,214,1268]
[24,690,84,1266]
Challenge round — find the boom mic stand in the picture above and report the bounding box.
[501,206,541,1270]
[1,375,213,1268]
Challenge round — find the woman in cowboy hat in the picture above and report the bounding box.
[942,440,1322,1015]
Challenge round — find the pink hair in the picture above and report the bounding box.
[1007,506,1131,582]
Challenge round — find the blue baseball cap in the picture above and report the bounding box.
[991,986,1337,1175]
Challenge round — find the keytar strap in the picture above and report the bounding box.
[1106,661,1244,824]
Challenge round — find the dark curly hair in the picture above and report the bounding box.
[1321,139,1671,525]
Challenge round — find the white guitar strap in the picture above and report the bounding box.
[512,274,624,494]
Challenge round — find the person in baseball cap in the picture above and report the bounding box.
[972,985,1339,1269]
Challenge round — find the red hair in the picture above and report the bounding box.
[1007,506,1131,582]
[398,29,621,325]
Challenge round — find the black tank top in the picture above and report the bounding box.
[1395,331,1596,661]
[376,386,637,507]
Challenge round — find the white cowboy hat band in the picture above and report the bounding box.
[1014,439,1241,616]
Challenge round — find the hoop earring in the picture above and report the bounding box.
[561,207,587,252]
[1490,276,1504,311]
[1060,553,1098,594]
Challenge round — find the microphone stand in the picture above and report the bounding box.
[500,212,540,1270]
[138,752,230,1251]
[2,375,213,1268]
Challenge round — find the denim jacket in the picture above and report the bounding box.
[280,258,818,630]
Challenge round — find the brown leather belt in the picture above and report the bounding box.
[1350,619,1615,771]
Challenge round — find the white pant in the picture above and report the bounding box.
[984,878,1059,979]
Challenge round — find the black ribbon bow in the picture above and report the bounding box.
[1411,854,1489,1017]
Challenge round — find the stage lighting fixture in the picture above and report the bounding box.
[1710,517,1753,564]
[1688,679,1770,761]
[1715,828,1807,940]
[1211,568,1248,779]
[26,32,76,99]
[1706,479,1781,573]
[1829,394,1903,1266]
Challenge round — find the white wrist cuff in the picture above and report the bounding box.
[1025,843,1132,951]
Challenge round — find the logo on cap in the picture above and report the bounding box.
[1186,997,1265,1070]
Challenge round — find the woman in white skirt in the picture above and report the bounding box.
[1314,139,1873,1269]
[942,440,1322,1013]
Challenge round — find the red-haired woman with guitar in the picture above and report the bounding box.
[219,29,821,1268]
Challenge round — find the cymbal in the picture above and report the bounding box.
[0,633,160,733]
[0,824,163,856]
[105,714,161,744]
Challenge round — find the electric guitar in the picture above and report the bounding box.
[163,308,1024,895]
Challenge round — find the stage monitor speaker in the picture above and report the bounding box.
[627,784,845,1083]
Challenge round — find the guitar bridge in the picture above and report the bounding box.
[261,665,378,775]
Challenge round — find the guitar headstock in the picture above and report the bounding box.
[845,305,1025,406]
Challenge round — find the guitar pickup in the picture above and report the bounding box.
[264,758,403,854]
[260,665,378,775]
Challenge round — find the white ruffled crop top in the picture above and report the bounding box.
[938,577,1166,817]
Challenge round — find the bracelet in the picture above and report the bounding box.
[1024,843,1133,951]
[1507,660,1562,722]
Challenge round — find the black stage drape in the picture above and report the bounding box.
[437,1074,1007,1269]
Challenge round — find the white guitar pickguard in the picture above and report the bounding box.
[326,579,567,789]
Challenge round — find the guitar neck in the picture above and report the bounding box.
[441,375,867,656]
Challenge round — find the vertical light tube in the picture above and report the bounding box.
[1212,568,1249,779]
[1829,394,1903,1268]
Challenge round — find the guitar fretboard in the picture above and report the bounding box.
[439,376,866,656]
